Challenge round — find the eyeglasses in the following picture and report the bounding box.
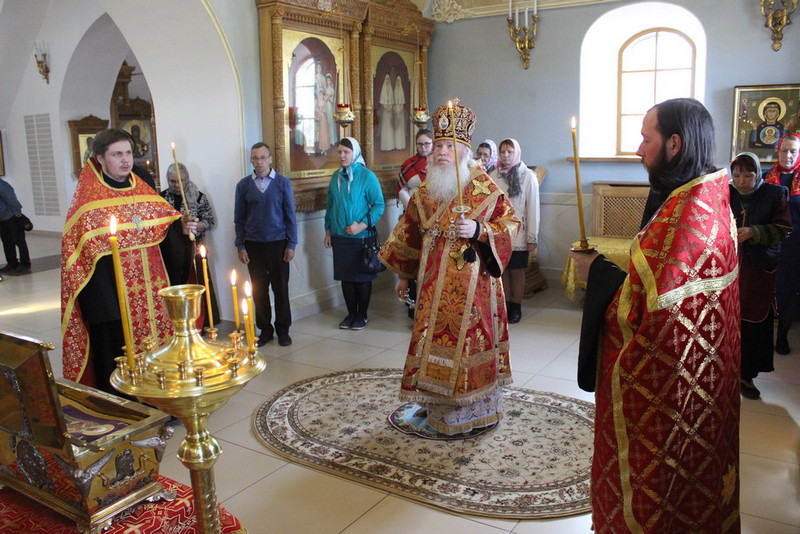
[416,142,432,147]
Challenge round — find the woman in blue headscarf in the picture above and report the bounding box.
[324,137,385,330]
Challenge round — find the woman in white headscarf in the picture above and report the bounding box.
[324,137,385,330]
[476,139,498,174]
[490,138,539,324]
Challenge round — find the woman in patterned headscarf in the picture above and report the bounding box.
[764,133,800,355]
[490,138,540,324]
[730,152,791,399]
[324,137,385,331]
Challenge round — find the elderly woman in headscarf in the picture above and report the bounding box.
[489,138,539,324]
[730,151,791,399]
[159,161,219,326]
[764,133,800,356]
[324,137,385,331]
[475,139,498,174]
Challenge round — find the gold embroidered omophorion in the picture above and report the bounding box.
[379,164,520,435]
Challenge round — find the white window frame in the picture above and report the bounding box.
[579,2,706,158]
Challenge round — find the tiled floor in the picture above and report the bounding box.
[2,233,799,533]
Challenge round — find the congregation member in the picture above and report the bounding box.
[397,128,433,209]
[379,102,520,436]
[489,137,539,323]
[764,133,800,354]
[0,175,31,276]
[475,139,498,174]
[324,137,385,331]
[729,152,791,399]
[235,142,297,347]
[61,129,181,394]
[397,128,433,318]
[570,98,741,533]
[160,162,219,328]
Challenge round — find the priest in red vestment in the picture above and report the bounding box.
[379,102,520,436]
[61,129,181,394]
[571,98,741,533]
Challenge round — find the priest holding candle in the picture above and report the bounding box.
[569,99,741,533]
[61,129,180,395]
[379,101,520,437]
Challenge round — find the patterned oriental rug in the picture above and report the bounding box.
[253,368,594,519]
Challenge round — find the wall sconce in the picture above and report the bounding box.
[34,42,50,84]
[507,1,538,69]
[761,0,798,51]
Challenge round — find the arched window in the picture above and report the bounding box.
[295,58,317,154]
[617,29,695,154]
[580,2,706,157]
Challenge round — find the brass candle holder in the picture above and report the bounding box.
[111,284,265,533]
[507,13,538,69]
[761,0,798,51]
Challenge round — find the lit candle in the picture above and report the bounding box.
[230,270,240,332]
[241,298,253,348]
[448,101,464,209]
[244,280,256,343]
[199,245,214,330]
[571,116,590,248]
[109,215,135,368]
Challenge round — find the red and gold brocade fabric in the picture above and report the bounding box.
[592,170,741,533]
[379,167,520,406]
[61,159,180,382]
[0,475,246,533]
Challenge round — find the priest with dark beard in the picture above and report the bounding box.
[569,98,741,533]
[379,101,520,437]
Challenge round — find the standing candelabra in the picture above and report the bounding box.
[111,284,265,533]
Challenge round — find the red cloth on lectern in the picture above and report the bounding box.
[0,475,246,533]
[591,170,741,533]
[61,158,180,383]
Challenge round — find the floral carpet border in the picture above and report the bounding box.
[252,368,594,520]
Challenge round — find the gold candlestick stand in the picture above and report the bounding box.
[111,284,265,533]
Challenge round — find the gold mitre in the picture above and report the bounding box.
[433,101,477,147]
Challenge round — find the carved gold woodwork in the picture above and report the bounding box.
[256,0,433,212]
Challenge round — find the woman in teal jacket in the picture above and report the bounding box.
[324,137,385,330]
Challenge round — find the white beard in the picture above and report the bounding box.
[425,154,475,203]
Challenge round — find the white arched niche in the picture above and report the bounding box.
[579,2,707,157]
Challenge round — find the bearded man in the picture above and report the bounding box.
[379,102,520,436]
[570,98,741,533]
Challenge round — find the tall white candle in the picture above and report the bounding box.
[515,7,519,27]
[525,5,529,25]
[508,0,512,17]
[534,0,538,15]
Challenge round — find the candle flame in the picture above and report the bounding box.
[171,142,175,149]
[110,215,117,236]
[448,100,453,109]
[199,244,207,258]
[230,270,237,285]
[241,298,249,315]
[244,280,252,298]
[571,116,577,129]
